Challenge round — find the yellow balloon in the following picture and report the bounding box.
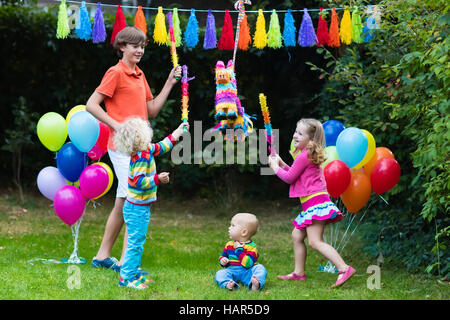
[66,105,86,126]
[93,162,114,199]
[353,129,376,169]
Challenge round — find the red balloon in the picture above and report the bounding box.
[371,157,401,194]
[96,122,110,152]
[324,160,351,198]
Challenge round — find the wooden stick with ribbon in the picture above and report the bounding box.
[232,0,252,65]
[167,11,180,80]
[259,93,274,154]
[181,65,195,132]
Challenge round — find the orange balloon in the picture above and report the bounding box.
[363,147,395,177]
[341,171,372,213]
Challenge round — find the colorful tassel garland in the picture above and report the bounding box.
[217,9,234,50]
[253,9,267,49]
[328,7,340,47]
[203,9,217,50]
[339,6,352,45]
[92,2,106,43]
[283,9,296,47]
[75,1,91,41]
[238,13,251,51]
[267,10,282,49]
[298,8,316,47]
[110,4,126,44]
[351,7,363,44]
[184,9,199,48]
[56,0,70,39]
[316,8,329,46]
[172,9,182,47]
[134,6,147,35]
[153,6,167,45]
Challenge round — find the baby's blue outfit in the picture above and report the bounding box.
[215,264,267,290]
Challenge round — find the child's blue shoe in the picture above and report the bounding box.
[91,257,120,272]
[119,275,149,290]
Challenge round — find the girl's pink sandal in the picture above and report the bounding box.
[277,272,306,281]
[332,266,356,288]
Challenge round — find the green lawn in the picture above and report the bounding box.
[0,192,447,300]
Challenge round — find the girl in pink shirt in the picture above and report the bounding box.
[268,118,355,288]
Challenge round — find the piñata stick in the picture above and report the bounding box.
[259,93,274,154]
[167,12,180,79]
[181,65,195,132]
[233,0,252,64]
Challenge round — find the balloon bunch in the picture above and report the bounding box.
[320,120,401,214]
[36,105,114,226]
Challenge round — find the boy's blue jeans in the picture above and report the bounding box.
[120,201,151,281]
[215,264,267,290]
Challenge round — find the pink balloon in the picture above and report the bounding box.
[87,144,106,160]
[79,164,109,199]
[54,185,85,226]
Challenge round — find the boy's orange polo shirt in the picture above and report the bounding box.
[96,60,153,150]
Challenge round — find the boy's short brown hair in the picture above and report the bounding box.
[113,27,147,58]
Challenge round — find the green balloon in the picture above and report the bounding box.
[290,139,301,160]
[37,112,67,152]
[322,146,339,168]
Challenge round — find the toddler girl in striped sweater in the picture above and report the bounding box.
[114,117,188,289]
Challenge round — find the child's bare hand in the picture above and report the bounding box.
[172,122,189,140]
[168,65,182,85]
[158,172,170,184]
[220,258,229,266]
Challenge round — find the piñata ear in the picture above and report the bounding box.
[216,61,225,69]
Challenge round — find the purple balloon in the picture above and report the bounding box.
[54,185,85,226]
[79,164,109,199]
[37,166,68,201]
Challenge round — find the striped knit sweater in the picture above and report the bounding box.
[126,135,176,205]
[218,240,259,269]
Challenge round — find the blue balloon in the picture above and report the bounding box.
[336,127,368,168]
[68,111,100,152]
[323,120,345,147]
[56,142,88,182]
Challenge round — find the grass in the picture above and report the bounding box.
[0,191,448,300]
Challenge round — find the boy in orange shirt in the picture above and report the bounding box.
[86,27,181,274]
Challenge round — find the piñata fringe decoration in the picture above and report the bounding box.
[76,1,92,41]
[351,7,363,44]
[283,9,296,47]
[339,6,352,45]
[56,0,70,39]
[316,8,330,46]
[204,9,217,49]
[238,13,251,51]
[153,6,167,45]
[218,9,235,50]
[134,6,147,34]
[298,8,316,47]
[92,2,106,43]
[181,65,195,130]
[329,7,340,47]
[259,93,273,154]
[110,4,126,44]
[267,9,282,49]
[253,9,267,49]
[184,9,199,48]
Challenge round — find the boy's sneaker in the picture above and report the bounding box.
[91,257,120,273]
[119,275,149,290]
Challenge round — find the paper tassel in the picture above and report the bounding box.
[217,9,234,50]
[134,6,147,34]
[203,9,217,49]
[267,10,282,49]
[283,9,296,47]
[316,8,329,46]
[75,1,91,41]
[110,4,126,44]
[92,2,106,43]
[351,7,363,44]
[339,6,352,45]
[328,7,340,47]
[238,13,251,51]
[56,0,70,39]
[253,9,267,49]
[298,8,316,47]
[153,6,167,45]
[363,6,379,42]
[184,9,199,48]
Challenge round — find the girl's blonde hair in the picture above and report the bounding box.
[114,117,153,155]
[297,118,326,166]
[113,26,147,58]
